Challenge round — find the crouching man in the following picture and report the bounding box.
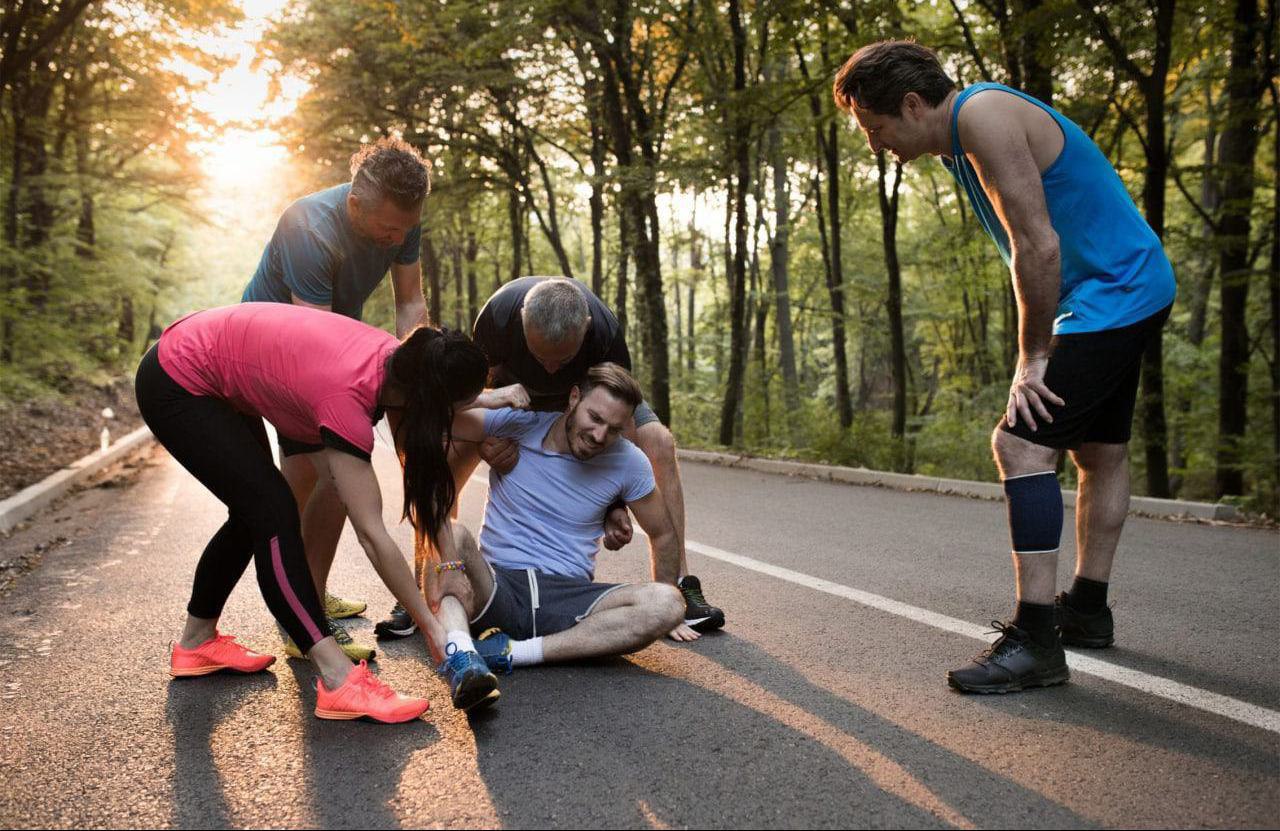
[443,363,689,671]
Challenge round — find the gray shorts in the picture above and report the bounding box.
[470,563,625,640]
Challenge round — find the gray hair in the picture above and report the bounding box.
[522,278,590,344]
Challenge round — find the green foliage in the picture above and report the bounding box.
[3,0,1276,511]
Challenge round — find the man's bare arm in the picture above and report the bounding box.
[626,488,680,584]
[958,96,1066,428]
[391,262,428,338]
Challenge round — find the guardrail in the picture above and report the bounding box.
[678,448,1237,521]
[0,426,156,534]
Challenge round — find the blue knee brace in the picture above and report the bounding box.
[1003,471,1063,554]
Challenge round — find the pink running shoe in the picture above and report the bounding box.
[314,660,430,723]
[170,632,276,677]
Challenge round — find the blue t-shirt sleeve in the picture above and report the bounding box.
[483,407,546,440]
[395,224,422,266]
[620,444,657,503]
[275,211,339,306]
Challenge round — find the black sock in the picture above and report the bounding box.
[1064,576,1108,612]
[1012,601,1058,647]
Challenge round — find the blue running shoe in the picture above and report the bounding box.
[439,649,500,711]
[475,628,514,674]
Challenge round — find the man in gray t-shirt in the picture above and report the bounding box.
[241,137,432,656]
[437,364,688,672]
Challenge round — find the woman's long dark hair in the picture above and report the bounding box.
[384,326,488,546]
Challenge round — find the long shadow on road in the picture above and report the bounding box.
[467,637,1095,829]
[285,660,441,829]
[166,672,279,830]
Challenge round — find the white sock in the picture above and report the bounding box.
[510,636,544,667]
[446,629,475,655]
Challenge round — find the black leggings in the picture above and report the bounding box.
[135,345,330,652]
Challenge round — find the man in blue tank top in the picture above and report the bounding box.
[834,41,1175,694]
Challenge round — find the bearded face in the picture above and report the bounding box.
[562,387,633,460]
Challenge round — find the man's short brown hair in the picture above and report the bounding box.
[349,136,432,211]
[833,40,956,116]
[577,362,643,411]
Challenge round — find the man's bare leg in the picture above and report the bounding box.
[1056,441,1128,646]
[628,420,723,638]
[630,422,688,575]
[1068,442,1129,583]
[991,427,1062,608]
[539,583,684,662]
[281,453,348,604]
[415,441,484,587]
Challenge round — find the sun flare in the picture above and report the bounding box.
[188,0,304,194]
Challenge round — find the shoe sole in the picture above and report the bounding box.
[170,661,275,678]
[374,625,417,640]
[946,667,1071,694]
[453,673,500,711]
[326,607,368,620]
[314,704,429,724]
[1061,634,1114,648]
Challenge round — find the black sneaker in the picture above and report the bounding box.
[374,603,417,640]
[947,621,1070,694]
[1056,594,1114,648]
[678,575,725,632]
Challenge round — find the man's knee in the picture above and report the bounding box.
[636,582,683,634]
[636,423,677,468]
[1072,442,1128,475]
[991,424,1057,477]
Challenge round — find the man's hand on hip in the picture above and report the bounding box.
[1006,355,1064,431]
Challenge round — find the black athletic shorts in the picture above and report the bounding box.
[277,432,323,458]
[1000,304,1171,450]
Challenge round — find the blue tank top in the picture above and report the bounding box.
[942,83,1175,334]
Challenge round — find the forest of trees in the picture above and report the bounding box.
[2,0,1277,512]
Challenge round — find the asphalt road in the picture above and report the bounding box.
[0,439,1276,829]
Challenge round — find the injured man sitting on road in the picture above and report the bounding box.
[439,362,694,673]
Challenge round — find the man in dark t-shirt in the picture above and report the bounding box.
[377,276,725,641]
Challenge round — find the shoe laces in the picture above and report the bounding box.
[348,661,395,701]
[976,620,1027,661]
[328,619,353,645]
[440,649,476,676]
[680,581,708,607]
[205,633,245,655]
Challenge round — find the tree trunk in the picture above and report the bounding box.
[507,186,523,282]
[717,0,750,447]
[768,104,801,440]
[1014,0,1053,105]
[423,229,443,326]
[1214,0,1266,497]
[465,229,479,328]
[878,152,908,466]
[616,206,629,337]
[589,118,606,297]
[825,126,854,428]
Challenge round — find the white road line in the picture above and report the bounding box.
[472,470,1280,734]
[685,539,1280,735]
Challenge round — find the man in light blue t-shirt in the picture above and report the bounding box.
[438,363,688,672]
